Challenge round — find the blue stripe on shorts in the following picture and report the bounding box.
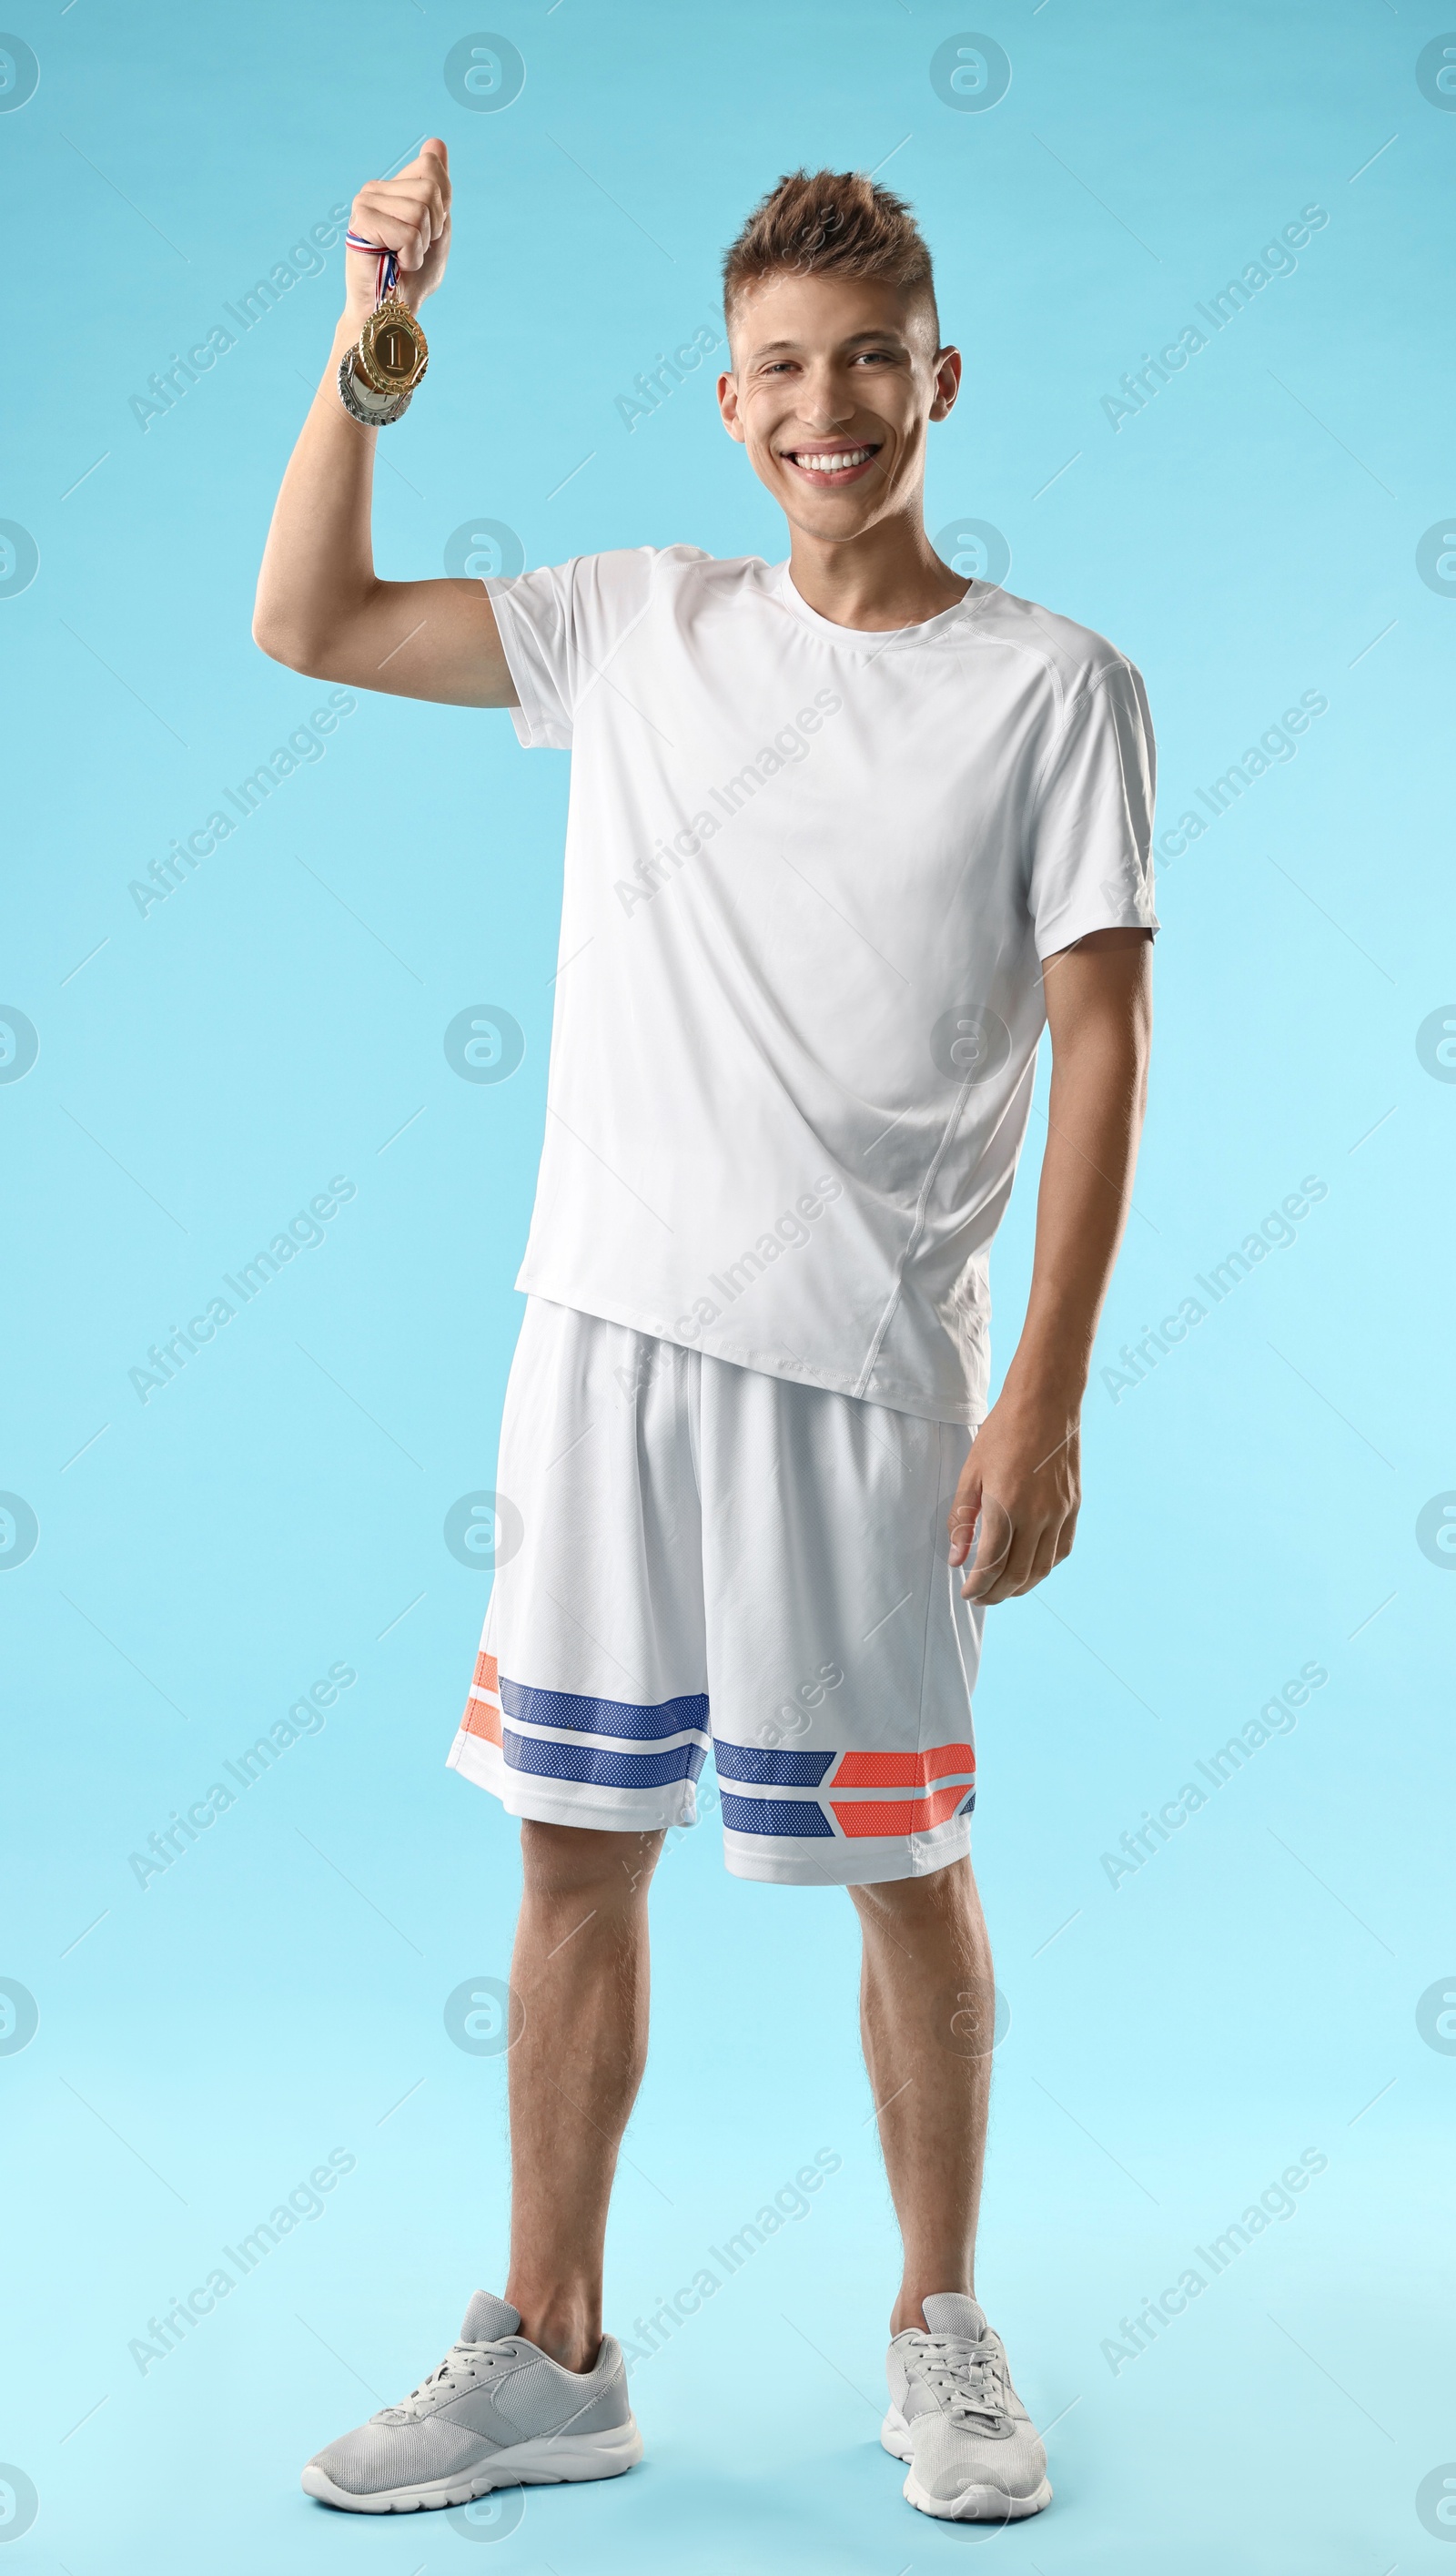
[504,1729,707,1791]
[501,1678,709,1741]
[713,1743,834,1787]
[719,1792,834,1839]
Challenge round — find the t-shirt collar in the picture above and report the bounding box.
[774,558,993,652]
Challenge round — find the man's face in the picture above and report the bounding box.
[717,272,960,543]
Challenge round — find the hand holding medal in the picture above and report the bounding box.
[339,139,451,427]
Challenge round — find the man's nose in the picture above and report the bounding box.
[793,366,855,432]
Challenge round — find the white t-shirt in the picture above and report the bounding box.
[489,546,1157,1426]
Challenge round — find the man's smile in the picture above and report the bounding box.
[777,438,884,487]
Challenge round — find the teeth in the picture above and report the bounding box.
[794,447,872,474]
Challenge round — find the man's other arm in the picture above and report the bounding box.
[950,926,1153,1602]
[251,140,518,712]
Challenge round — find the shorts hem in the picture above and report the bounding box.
[447,1728,693,1834]
[721,1820,971,1889]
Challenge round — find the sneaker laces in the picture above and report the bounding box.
[905,2329,1009,2429]
[383,2339,507,2422]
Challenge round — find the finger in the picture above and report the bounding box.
[352,217,431,273]
[947,1468,982,1567]
[353,195,439,252]
[943,1494,974,1566]
[971,1497,1052,1603]
[358,178,441,214]
[1016,1520,1064,1597]
[389,139,450,192]
[978,1524,1040,1604]
[351,179,449,265]
[348,204,432,267]
[959,1495,1014,1601]
[363,174,448,221]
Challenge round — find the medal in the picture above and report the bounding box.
[344,231,430,397]
[358,290,428,395]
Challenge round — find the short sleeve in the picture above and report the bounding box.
[1026,655,1158,957]
[485,547,664,751]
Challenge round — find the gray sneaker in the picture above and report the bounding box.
[882,2292,1051,2522]
[301,2290,642,2513]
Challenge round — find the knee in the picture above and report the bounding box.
[520,1820,662,1910]
[850,1855,984,1942]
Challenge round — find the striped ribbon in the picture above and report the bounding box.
[343,230,400,308]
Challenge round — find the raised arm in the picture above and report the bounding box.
[950,925,1153,1602]
[252,140,517,711]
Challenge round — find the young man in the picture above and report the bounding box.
[255,148,1155,2528]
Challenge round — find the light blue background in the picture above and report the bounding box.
[3,3,1454,2570]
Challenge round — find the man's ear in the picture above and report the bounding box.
[717,370,746,443]
[929,344,962,423]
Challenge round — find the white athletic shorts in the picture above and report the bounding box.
[446,1299,982,1888]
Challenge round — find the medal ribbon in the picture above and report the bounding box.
[344,230,401,308]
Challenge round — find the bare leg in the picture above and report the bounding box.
[849,1855,994,2335]
[503,1820,663,2370]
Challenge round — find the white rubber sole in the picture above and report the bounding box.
[881,2404,1052,2523]
[301,2421,643,2513]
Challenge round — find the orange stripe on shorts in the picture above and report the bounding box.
[831,1740,976,1791]
[830,1781,970,1838]
[460,1689,502,1747]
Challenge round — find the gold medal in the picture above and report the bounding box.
[356,292,429,396]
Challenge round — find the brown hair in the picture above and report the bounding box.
[723,167,939,343]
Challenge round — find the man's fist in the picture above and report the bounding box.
[344,140,451,322]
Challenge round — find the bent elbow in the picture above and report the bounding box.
[251,612,318,674]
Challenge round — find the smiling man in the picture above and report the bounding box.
[255,154,1155,2530]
